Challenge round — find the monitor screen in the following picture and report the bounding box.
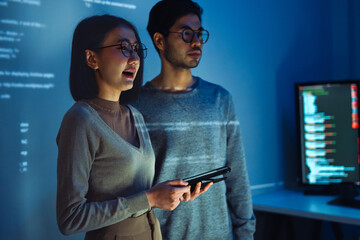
[296,81,360,186]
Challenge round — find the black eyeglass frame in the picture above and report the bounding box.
[96,40,148,59]
[168,28,210,44]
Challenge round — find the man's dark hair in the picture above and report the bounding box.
[147,0,203,50]
[69,14,144,104]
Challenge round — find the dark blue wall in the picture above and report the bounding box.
[193,0,360,188]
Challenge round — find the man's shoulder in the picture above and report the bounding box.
[139,81,155,92]
[197,77,231,97]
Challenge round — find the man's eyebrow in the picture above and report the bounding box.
[177,25,204,31]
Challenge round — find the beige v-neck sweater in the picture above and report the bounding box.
[56,102,155,235]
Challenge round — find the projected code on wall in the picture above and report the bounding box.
[0,0,139,175]
[0,0,55,102]
[0,1,53,173]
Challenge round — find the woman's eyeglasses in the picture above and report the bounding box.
[97,40,148,58]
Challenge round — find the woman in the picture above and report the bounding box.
[56,15,191,240]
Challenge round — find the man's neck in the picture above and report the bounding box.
[151,63,195,93]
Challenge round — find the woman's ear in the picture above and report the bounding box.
[85,49,98,70]
[153,32,165,52]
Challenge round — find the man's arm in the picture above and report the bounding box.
[225,95,256,239]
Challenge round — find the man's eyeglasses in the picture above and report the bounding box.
[168,28,209,44]
[97,40,148,58]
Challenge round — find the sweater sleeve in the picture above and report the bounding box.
[224,95,256,240]
[56,108,151,235]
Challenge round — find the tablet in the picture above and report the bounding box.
[183,166,231,191]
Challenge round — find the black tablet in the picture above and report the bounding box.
[183,166,231,191]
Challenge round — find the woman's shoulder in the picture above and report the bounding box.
[62,101,96,124]
[56,102,100,146]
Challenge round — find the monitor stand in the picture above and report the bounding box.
[327,184,360,209]
[303,185,337,195]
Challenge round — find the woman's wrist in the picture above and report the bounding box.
[146,190,154,208]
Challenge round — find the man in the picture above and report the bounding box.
[133,0,256,239]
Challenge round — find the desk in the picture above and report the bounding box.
[252,188,360,226]
[253,188,360,239]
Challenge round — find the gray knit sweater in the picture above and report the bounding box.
[56,102,154,235]
[133,77,256,240]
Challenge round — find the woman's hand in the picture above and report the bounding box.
[180,182,213,202]
[146,179,190,211]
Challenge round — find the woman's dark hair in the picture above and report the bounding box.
[147,0,203,51]
[69,14,144,104]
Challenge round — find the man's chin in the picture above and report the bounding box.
[171,59,201,69]
[188,59,201,68]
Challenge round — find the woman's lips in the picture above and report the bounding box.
[122,68,136,79]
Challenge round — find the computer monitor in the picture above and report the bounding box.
[295,80,360,208]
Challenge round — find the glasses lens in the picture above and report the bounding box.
[181,29,209,44]
[120,41,132,57]
[135,43,147,58]
[182,29,194,43]
[198,30,209,44]
[119,41,147,58]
